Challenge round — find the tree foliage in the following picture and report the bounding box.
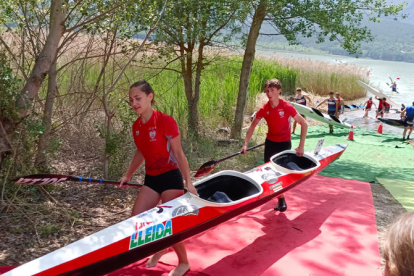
[146,0,249,133]
[231,0,407,138]
[262,0,407,55]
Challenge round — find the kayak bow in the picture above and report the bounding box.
[4,144,347,276]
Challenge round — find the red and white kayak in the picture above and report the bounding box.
[4,144,346,276]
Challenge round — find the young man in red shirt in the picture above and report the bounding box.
[241,78,308,212]
[120,80,197,276]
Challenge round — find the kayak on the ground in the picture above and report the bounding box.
[3,144,347,276]
[344,105,365,111]
[378,118,405,129]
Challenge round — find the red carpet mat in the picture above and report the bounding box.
[108,175,381,276]
[1,175,381,276]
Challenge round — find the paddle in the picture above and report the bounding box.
[12,174,142,187]
[194,143,265,177]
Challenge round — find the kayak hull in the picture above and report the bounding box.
[357,80,399,107]
[5,145,346,276]
[378,118,405,129]
[290,102,351,129]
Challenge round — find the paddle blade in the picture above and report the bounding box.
[194,160,217,177]
[12,174,69,185]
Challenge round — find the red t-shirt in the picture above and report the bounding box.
[366,100,373,108]
[378,99,385,109]
[255,99,298,142]
[132,110,180,176]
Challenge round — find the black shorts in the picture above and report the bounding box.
[366,107,371,111]
[144,169,184,194]
[328,110,336,116]
[385,106,390,112]
[264,139,292,163]
[404,118,414,127]
[377,108,384,114]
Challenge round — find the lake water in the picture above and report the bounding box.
[257,49,414,135]
[257,49,414,107]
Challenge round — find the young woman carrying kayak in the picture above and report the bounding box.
[241,79,308,212]
[119,80,197,276]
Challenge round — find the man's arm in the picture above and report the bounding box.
[292,113,308,157]
[315,99,327,108]
[305,95,313,106]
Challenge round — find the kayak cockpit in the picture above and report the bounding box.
[196,171,261,204]
[271,150,320,174]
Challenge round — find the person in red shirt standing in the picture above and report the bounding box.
[241,78,308,212]
[375,96,386,119]
[120,80,197,276]
[363,97,377,118]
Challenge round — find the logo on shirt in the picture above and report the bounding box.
[279,110,285,118]
[149,130,156,141]
[135,131,139,136]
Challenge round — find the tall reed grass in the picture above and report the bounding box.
[263,55,367,99]
[53,53,367,132]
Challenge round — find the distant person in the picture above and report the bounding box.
[400,101,414,140]
[292,87,313,134]
[375,96,386,119]
[390,81,398,94]
[382,211,414,276]
[316,91,339,133]
[241,78,308,213]
[363,97,377,118]
[335,92,344,117]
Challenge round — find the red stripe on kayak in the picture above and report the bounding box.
[33,237,130,276]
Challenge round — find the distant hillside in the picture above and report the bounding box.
[257,1,414,62]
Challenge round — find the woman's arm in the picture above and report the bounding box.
[169,135,198,195]
[293,114,308,156]
[241,117,261,153]
[120,150,144,186]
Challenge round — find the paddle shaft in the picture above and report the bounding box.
[194,143,265,177]
[216,143,265,163]
[13,174,142,187]
[67,176,142,187]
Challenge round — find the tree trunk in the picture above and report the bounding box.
[183,71,199,136]
[17,0,66,111]
[188,43,204,136]
[179,46,200,136]
[0,119,15,170]
[35,60,57,170]
[0,0,66,170]
[103,116,112,179]
[231,0,267,139]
